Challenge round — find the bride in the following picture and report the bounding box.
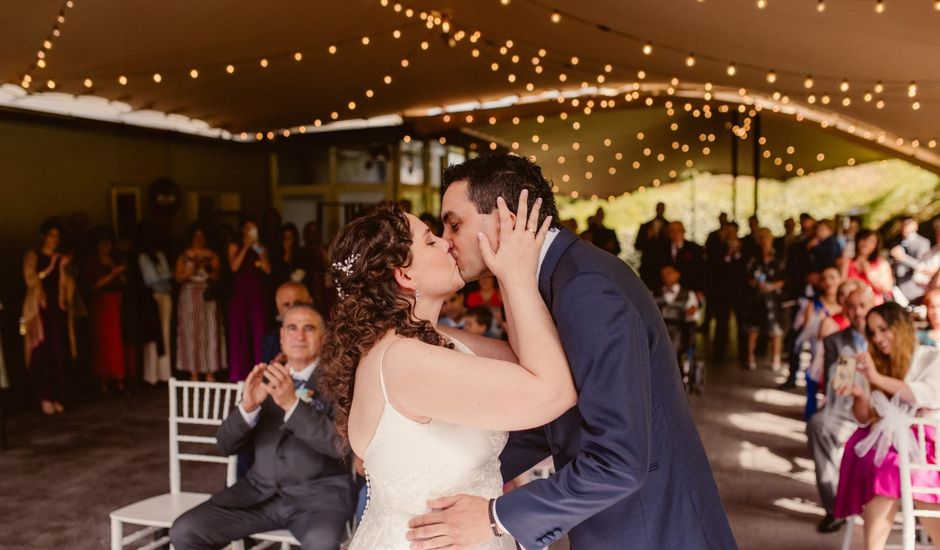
[318,191,576,549]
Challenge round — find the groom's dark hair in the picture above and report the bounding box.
[442,154,562,230]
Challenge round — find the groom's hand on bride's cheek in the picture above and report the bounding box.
[406,494,492,549]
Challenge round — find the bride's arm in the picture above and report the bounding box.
[382,335,574,431]
[385,192,575,430]
[436,325,518,362]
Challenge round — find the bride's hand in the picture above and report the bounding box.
[477,189,552,283]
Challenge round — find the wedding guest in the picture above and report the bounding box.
[262,281,313,363]
[816,279,866,345]
[840,217,861,260]
[227,217,271,381]
[84,227,127,395]
[466,276,504,337]
[138,228,172,385]
[654,265,701,364]
[834,303,940,548]
[272,223,303,286]
[741,215,762,263]
[745,228,786,370]
[169,305,352,550]
[709,226,748,361]
[774,217,798,258]
[919,288,940,347]
[889,217,930,304]
[175,223,226,382]
[659,221,705,294]
[466,276,501,309]
[636,202,669,288]
[22,218,74,414]
[784,267,843,415]
[811,219,843,271]
[583,207,621,255]
[464,306,495,337]
[704,212,729,260]
[844,229,894,305]
[806,286,874,533]
[786,216,818,301]
[438,292,467,329]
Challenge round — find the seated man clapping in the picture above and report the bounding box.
[170,304,353,550]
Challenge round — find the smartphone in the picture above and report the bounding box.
[832,354,856,392]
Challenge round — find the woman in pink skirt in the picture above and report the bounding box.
[834,302,940,549]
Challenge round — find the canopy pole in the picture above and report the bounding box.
[753,113,762,218]
[731,111,739,222]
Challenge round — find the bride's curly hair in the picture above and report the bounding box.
[318,202,452,450]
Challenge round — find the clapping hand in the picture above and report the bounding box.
[262,362,299,412]
[241,363,269,412]
[477,189,552,284]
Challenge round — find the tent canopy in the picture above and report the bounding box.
[2,0,938,196]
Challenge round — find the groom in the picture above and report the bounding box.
[408,154,736,549]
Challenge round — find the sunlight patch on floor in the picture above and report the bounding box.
[773,497,826,517]
[728,412,808,444]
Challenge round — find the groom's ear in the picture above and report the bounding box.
[393,266,417,292]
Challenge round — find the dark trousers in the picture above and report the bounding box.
[170,496,347,550]
[710,298,747,361]
[32,306,68,402]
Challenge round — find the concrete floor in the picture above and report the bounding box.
[0,360,881,550]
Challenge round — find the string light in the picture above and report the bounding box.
[686,53,696,67]
[874,81,884,93]
[817,0,826,12]
[804,75,814,89]
[908,81,918,97]
[726,63,736,76]
[875,0,885,13]
[550,10,561,23]
[840,79,850,92]
[642,42,653,55]
[766,70,777,83]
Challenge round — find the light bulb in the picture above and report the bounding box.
[766,70,777,83]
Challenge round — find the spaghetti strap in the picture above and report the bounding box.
[377,340,395,404]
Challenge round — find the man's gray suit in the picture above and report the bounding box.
[170,374,354,550]
[807,328,866,514]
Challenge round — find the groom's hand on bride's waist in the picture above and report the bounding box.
[406,494,493,549]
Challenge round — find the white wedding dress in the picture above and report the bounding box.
[348,338,516,550]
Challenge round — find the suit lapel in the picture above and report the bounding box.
[538,229,578,308]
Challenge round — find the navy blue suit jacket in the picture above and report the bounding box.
[496,229,737,549]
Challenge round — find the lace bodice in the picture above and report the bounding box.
[347,338,515,550]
